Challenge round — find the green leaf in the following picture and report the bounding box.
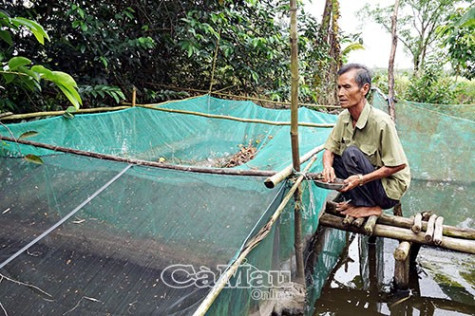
[2,73,15,84]
[57,83,82,110]
[12,17,50,44]
[19,131,39,139]
[31,65,54,81]
[51,71,77,88]
[8,56,31,70]
[24,154,43,164]
[0,30,12,45]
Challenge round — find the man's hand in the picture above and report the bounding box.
[340,174,361,192]
[322,166,336,183]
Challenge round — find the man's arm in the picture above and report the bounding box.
[322,149,336,182]
[340,164,407,192]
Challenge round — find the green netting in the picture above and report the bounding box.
[373,93,474,182]
[0,95,337,315]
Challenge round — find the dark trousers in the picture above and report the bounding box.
[333,146,399,209]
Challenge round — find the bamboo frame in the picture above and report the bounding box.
[0,136,278,177]
[192,155,318,316]
[319,213,475,254]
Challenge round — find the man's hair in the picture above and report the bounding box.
[338,63,372,93]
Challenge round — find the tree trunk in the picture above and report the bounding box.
[388,0,400,122]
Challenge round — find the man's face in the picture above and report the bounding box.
[337,69,369,108]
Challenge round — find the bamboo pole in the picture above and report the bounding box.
[264,145,324,188]
[192,155,318,316]
[387,0,400,121]
[394,241,411,289]
[433,216,444,246]
[425,214,437,242]
[0,106,131,121]
[289,0,305,287]
[136,104,335,128]
[412,213,422,233]
[0,136,278,177]
[132,86,137,107]
[364,215,379,236]
[394,241,411,261]
[319,213,475,254]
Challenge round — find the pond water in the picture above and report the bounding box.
[309,180,475,315]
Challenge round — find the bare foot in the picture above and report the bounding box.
[340,205,382,218]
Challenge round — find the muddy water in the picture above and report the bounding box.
[310,180,475,315]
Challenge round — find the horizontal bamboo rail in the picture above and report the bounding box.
[131,104,335,128]
[0,136,278,177]
[319,213,475,254]
[0,106,131,121]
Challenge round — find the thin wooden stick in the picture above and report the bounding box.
[136,104,335,128]
[433,216,444,246]
[425,214,437,242]
[264,145,324,188]
[192,155,318,316]
[0,136,277,177]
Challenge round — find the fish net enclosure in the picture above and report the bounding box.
[0,96,338,315]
